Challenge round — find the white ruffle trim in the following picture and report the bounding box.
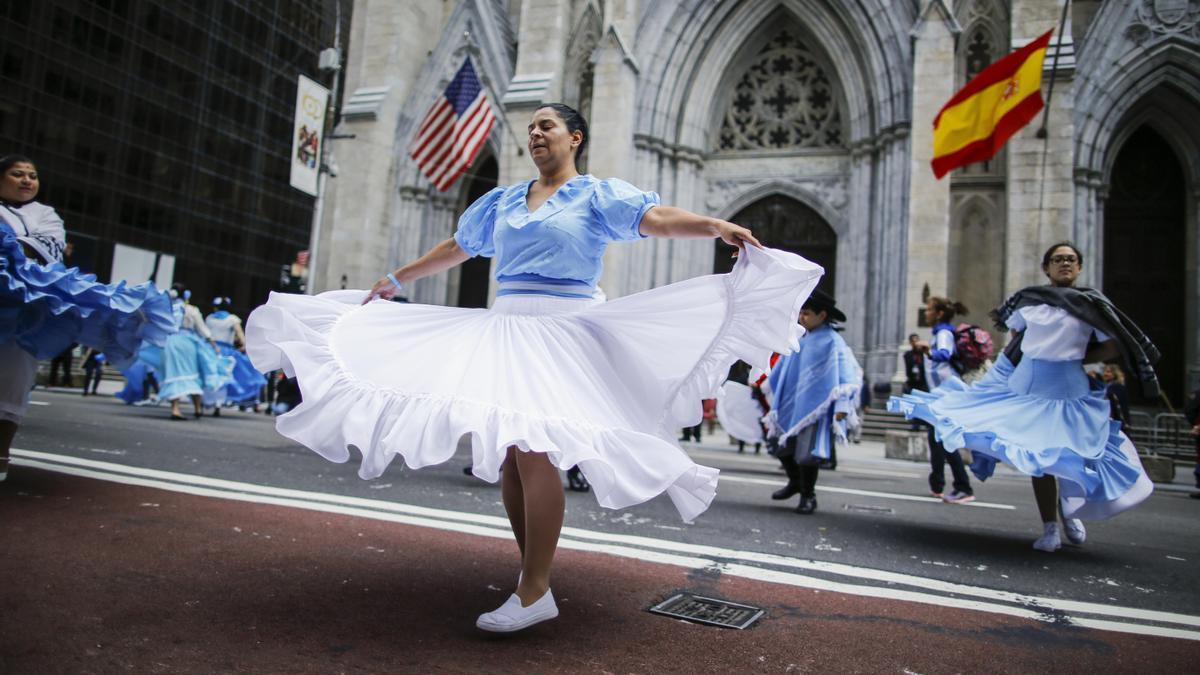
[763,383,862,442]
[246,245,822,521]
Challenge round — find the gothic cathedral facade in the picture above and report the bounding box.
[314,0,1200,404]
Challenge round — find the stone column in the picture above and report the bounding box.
[590,26,640,298]
[318,1,450,292]
[903,8,958,339]
[1005,0,1075,292]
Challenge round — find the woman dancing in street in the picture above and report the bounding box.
[246,103,823,631]
[890,243,1156,552]
[0,154,172,481]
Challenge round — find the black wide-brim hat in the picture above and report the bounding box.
[802,289,846,323]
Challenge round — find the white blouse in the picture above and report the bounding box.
[181,304,213,340]
[1006,304,1110,361]
[0,201,66,263]
[205,314,241,344]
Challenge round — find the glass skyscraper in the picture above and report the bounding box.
[0,0,348,312]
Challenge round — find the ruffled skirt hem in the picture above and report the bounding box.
[0,223,174,368]
[246,245,822,521]
[888,355,1152,520]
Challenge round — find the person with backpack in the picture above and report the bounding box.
[907,296,976,504]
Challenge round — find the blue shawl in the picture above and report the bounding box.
[765,324,862,441]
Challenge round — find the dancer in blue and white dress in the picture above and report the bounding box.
[159,283,228,421]
[246,103,823,631]
[889,243,1156,552]
[205,297,265,413]
[0,155,173,481]
[762,290,861,515]
[916,296,976,504]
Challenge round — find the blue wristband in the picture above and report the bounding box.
[386,273,403,291]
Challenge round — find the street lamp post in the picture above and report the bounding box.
[305,44,341,295]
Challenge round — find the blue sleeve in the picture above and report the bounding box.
[930,328,955,362]
[590,178,659,242]
[454,187,505,257]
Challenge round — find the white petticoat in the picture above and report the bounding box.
[245,246,822,521]
[716,381,766,444]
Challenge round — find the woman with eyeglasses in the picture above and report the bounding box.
[890,242,1159,552]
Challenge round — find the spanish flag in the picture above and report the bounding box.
[931,30,1054,179]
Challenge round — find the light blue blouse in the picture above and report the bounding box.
[453,174,659,291]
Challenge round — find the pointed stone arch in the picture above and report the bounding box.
[710,14,848,153]
[948,192,1005,339]
[383,1,515,304]
[1074,1,1200,396]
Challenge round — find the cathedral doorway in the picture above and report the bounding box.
[455,154,497,308]
[714,194,837,293]
[1103,125,1186,404]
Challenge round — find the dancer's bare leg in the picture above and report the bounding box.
[500,446,526,558]
[190,394,203,417]
[1032,474,1058,523]
[0,420,16,478]
[514,450,564,607]
[170,399,183,418]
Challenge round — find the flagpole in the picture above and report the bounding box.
[1034,0,1071,139]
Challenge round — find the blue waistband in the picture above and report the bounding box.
[1009,358,1094,400]
[496,274,595,299]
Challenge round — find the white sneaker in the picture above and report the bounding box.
[1032,522,1061,552]
[1063,519,1086,545]
[476,589,559,633]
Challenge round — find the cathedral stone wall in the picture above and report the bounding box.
[318,0,1200,400]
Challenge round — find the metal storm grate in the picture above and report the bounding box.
[648,593,765,630]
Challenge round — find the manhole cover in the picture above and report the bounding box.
[648,593,765,629]
[842,503,895,514]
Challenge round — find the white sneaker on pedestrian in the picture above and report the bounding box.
[1032,522,1061,552]
[942,490,976,504]
[476,589,558,633]
[1063,518,1086,545]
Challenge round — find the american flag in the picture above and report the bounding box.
[410,59,496,191]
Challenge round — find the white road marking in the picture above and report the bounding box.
[11,448,1199,641]
[687,449,922,479]
[28,401,50,406]
[719,473,1017,510]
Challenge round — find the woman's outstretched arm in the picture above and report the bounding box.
[639,206,761,249]
[365,237,471,302]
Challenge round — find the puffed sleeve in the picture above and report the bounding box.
[1005,308,1028,332]
[18,203,67,263]
[453,186,505,257]
[590,178,659,242]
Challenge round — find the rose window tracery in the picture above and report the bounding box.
[718,30,843,151]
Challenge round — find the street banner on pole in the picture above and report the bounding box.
[290,74,330,196]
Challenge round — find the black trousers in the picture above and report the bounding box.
[928,426,972,495]
[83,364,103,394]
[49,351,73,386]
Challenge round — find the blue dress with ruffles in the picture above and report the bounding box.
[0,221,174,369]
[888,305,1152,520]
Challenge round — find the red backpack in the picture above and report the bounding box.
[953,323,994,372]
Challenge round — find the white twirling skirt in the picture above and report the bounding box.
[245,246,822,521]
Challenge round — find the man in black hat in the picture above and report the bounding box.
[763,290,862,514]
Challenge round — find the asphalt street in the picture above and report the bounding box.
[4,387,1200,670]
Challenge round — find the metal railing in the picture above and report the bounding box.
[1126,412,1196,460]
